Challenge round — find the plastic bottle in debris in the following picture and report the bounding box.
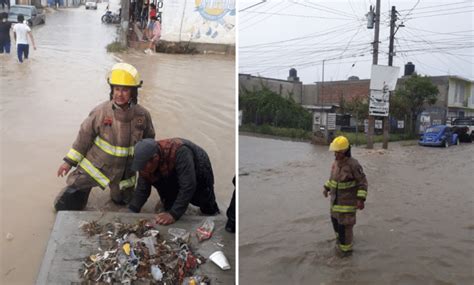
[196,218,215,242]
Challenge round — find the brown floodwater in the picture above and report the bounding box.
[239,135,473,284]
[0,5,235,284]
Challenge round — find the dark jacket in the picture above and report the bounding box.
[129,139,216,220]
[0,21,11,43]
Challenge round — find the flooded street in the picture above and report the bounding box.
[239,135,473,284]
[0,5,234,284]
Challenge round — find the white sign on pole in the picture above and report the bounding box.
[369,65,400,117]
[370,65,400,90]
[369,89,390,116]
[238,110,243,126]
[327,113,336,130]
[375,119,383,129]
[397,120,404,129]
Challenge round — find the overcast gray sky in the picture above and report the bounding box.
[238,0,474,84]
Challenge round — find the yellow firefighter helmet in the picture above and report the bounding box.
[329,136,350,152]
[108,63,142,87]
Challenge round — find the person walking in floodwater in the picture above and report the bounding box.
[323,136,368,256]
[54,63,155,211]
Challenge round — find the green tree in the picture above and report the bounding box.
[342,96,369,128]
[394,74,439,136]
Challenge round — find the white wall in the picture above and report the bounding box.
[161,0,235,45]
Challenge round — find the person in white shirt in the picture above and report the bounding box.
[13,14,36,63]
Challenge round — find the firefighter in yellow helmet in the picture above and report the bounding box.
[323,136,368,255]
[54,63,156,211]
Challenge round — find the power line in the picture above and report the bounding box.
[396,1,471,12]
[404,9,474,19]
[290,0,358,19]
[239,0,267,12]
[241,10,353,20]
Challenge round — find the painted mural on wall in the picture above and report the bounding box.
[191,0,235,40]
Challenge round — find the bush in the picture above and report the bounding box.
[336,131,416,146]
[239,87,312,130]
[240,124,312,140]
[106,41,127,53]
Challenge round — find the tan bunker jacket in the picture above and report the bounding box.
[63,101,155,190]
[324,157,368,225]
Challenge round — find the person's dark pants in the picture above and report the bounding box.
[226,190,235,233]
[157,184,220,214]
[17,44,29,63]
[0,40,10,54]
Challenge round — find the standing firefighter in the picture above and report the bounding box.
[54,63,155,211]
[323,136,368,255]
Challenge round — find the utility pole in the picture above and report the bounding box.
[383,6,397,149]
[120,0,130,47]
[367,0,380,149]
[322,59,325,106]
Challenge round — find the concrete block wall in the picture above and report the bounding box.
[316,79,370,106]
[239,74,303,104]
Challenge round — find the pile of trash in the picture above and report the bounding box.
[79,219,210,284]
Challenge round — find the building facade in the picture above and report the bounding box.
[239,66,474,132]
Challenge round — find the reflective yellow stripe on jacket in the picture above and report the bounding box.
[66,148,84,164]
[119,175,136,190]
[94,136,134,157]
[357,190,368,199]
[79,158,110,188]
[331,205,357,213]
[324,180,356,190]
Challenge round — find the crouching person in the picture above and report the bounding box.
[128,138,220,225]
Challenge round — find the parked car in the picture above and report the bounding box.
[452,117,474,140]
[85,0,98,9]
[453,126,473,143]
[8,5,45,26]
[419,125,459,148]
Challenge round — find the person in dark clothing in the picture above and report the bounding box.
[1,0,10,10]
[225,176,236,233]
[0,12,11,54]
[129,138,220,225]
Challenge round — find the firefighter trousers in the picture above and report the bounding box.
[331,216,354,252]
[54,168,134,211]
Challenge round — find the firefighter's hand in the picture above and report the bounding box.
[357,200,365,210]
[57,162,72,177]
[323,189,329,198]
[156,212,175,225]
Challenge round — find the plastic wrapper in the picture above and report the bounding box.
[196,218,214,242]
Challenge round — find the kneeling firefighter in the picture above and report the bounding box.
[323,136,368,254]
[54,63,156,211]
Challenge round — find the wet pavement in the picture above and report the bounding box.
[0,5,234,284]
[239,135,473,285]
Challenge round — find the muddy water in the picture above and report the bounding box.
[0,6,234,284]
[239,135,473,284]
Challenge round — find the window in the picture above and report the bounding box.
[455,82,465,104]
